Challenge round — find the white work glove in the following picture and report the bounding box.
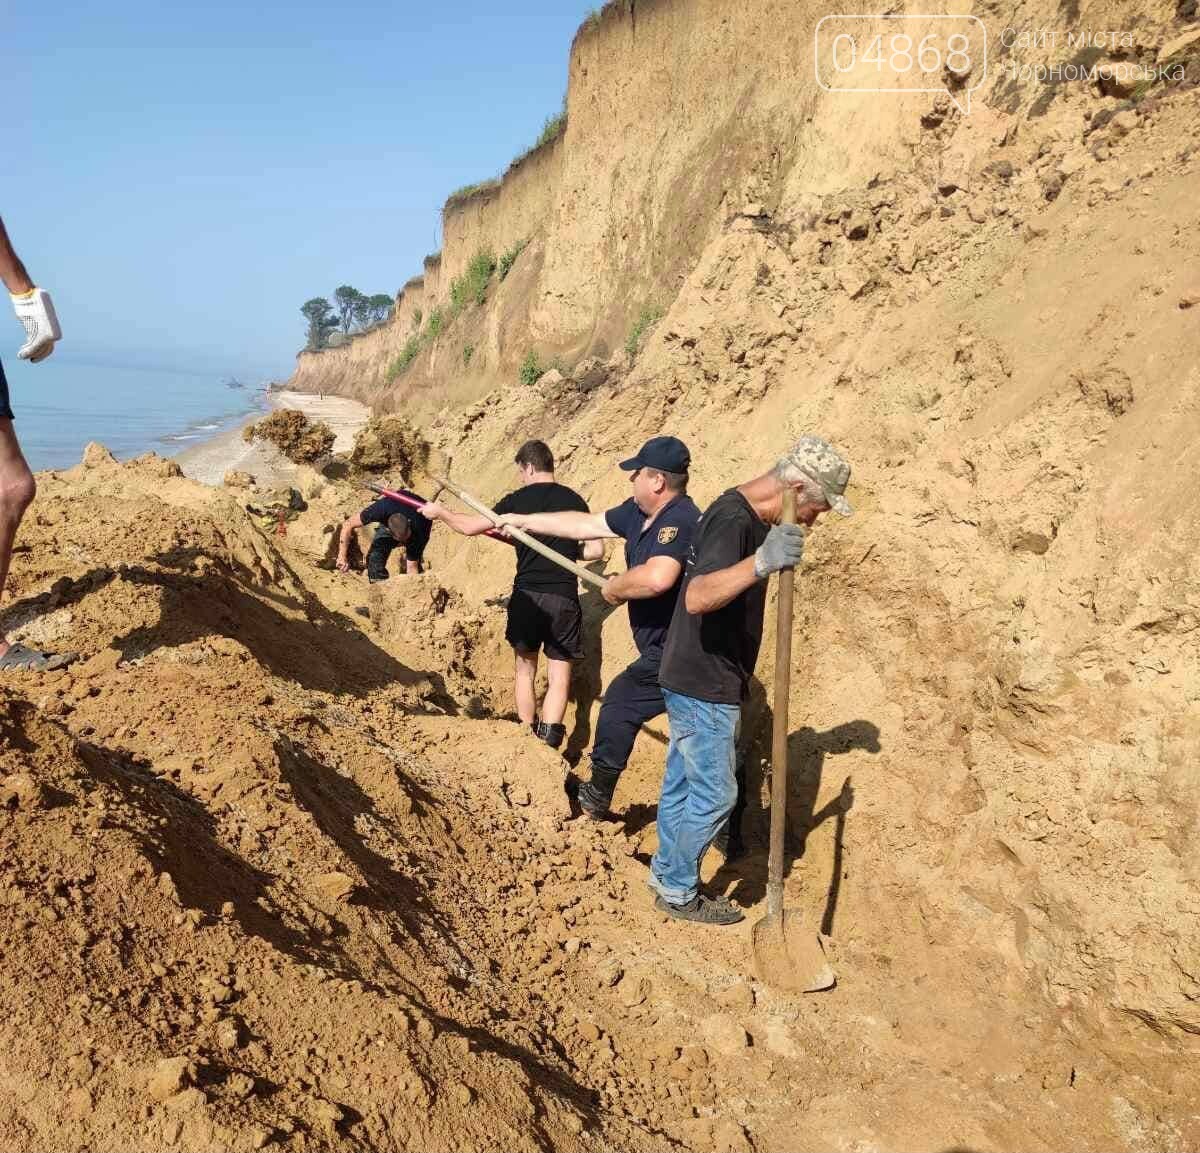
[12,288,62,362]
[754,523,805,578]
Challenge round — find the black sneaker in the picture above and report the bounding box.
[576,780,611,820]
[655,894,745,925]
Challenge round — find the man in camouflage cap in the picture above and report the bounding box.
[778,435,852,515]
[649,435,852,925]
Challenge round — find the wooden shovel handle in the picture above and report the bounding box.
[766,488,796,920]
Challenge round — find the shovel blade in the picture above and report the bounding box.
[751,911,836,993]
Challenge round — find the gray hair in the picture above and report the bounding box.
[772,460,826,506]
[773,435,853,516]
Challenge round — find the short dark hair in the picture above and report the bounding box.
[386,513,412,542]
[514,439,554,473]
[645,467,688,493]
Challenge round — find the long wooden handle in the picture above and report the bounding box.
[432,474,609,590]
[766,488,797,920]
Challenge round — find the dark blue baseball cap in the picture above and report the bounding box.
[619,436,691,474]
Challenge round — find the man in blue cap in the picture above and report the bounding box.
[497,435,701,816]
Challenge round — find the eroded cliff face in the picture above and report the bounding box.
[285,0,1200,1139]
[293,0,930,411]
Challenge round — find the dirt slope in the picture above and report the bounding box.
[1,454,617,1152]
[2,440,1194,1153]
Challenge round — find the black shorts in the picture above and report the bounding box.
[0,359,12,421]
[506,587,583,662]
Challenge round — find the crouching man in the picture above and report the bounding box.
[649,436,852,925]
[337,487,432,579]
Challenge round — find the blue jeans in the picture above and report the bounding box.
[649,689,741,905]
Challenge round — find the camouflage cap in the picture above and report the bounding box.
[779,435,853,516]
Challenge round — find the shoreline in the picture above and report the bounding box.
[174,389,371,488]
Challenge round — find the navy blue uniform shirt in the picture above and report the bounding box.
[604,494,701,656]
[360,491,432,561]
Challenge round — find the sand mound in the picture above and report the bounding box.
[0,684,601,1153]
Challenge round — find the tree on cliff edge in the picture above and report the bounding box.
[335,285,364,334]
[301,297,339,350]
[352,293,393,331]
[351,293,373,332]
[368,293,394,325]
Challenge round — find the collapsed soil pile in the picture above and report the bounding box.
[3,451,1017,1153]
[13,452,990,1153]
[347,416,432,482]
[2,423,1195,1152]
[0,454,615,1152]
[244,411,336,466]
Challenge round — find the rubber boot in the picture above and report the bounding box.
[578,762,620,819]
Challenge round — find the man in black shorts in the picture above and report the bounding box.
[421,440,602,747]
[0,214,68,672]
[336,487,432,578]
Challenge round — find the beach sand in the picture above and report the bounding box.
[174,389,370,487]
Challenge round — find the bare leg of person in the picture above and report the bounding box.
[514,649,539,726]
[0,420,36,658]
[541,657,572,727]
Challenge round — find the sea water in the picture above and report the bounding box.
[3,353,271,472]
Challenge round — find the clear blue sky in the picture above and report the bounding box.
[6,1,597,380]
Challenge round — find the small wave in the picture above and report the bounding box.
[162,433,203,443]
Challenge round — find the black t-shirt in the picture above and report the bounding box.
[493,482,589,595]
[604,495,700,657]
[659,489,770,704]
[360,491,432,561]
